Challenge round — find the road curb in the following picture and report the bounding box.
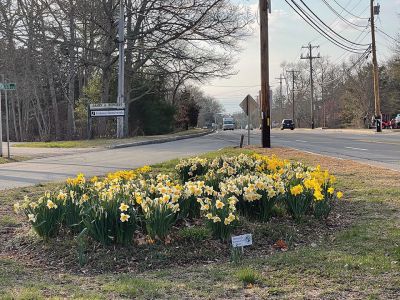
[109,130,215,149]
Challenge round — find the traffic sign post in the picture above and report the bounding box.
[240,95,258,146]
[5,88,10,158]
[0,81,16,158]
[0,81,17,158]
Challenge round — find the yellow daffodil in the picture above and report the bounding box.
[327,187,334,194]
[212,216,221,223]
[80,194,89,203]
[46,200,57,209]
[336,191,343,199]
[313,190,324,201]
[290,184,304,196]
[215,200,225,209]
[119,203,129,212]
[120,213,130,222]
[135,195,143,205]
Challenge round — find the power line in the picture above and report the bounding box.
[322,47,371,86]
[376,28,399,43]
[309,0,350,44]
[331,0,370,20]
[330,26,371,65]
[321,0,368,30]
[297,0,370,47]
[284,0,368,53]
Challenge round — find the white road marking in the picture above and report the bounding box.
[295,140,308,143]
[345,146,368,151]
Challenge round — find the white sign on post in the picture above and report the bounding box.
[90,110,125,117]
[90,103,125,110]
[231,234,253,248]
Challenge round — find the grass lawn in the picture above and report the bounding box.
[13,128,208,148]
[0,147,399,299]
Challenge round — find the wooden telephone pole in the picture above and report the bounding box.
[286,70,299,124]
[370,0,381,132]
[275,74,285,118]
[260,0,271,148]
[301,43,320,129]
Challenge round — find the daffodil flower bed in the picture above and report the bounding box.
[14,154,343,245]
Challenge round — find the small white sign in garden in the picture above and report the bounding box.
[231,234,253,248]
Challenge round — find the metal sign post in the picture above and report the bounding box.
[0,81,16,158]
[5,88,9,158]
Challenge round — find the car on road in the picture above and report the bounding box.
[281,119,295,130]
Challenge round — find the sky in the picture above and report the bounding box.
[201,0,400,114]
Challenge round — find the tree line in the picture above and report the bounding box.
[272,42,400,128]
[0,0,249,141]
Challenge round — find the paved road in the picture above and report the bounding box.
[0,133,238,190]
[229,128,400,171]
[0,129,398,190]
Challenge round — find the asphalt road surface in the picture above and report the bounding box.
[0,129,399,190]
[229,128,400,171]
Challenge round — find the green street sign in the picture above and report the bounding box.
[0,83,16,90]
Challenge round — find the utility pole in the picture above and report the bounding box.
[286,70,299,124]
[370,0,381,132]
[275,74,285,118]
[260,0,271,148]
[301,43,320,129]
[116,0,125,138]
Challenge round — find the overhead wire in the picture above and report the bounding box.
[321,47,371,87]
[331,24,371,65]
[297,0,370,47]
[321,0,368,30]
[376,28,399,43]
[331,0,370,20]
[284,0,369,53]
